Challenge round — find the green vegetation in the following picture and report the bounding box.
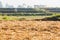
[0,12,60,21]
[0,16,52,20]
[0,13,52,16]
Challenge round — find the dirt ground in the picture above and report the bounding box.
[0,20,60,40]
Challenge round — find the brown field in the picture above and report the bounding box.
[0,20,60,40]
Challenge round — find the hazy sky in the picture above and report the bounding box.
[0,0,60,7]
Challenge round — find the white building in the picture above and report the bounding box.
[5,4,14,8]
[0,1,3,8]
[34,5,46,8]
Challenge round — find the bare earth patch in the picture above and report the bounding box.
[0,21,60,40]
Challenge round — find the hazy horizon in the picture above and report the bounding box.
[0,0,60,8]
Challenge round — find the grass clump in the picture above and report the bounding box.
[2,16,10,20]
[18,18,26,21]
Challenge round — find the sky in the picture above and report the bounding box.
[0,0,60,7]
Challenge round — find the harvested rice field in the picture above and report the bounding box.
[0,21,60,40]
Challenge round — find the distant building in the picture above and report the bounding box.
[22,3,26,8]
[34,5,46,8]
[17,5,24,8]
[27,5,32,8]
[0,1,3,8]
[5,4,14,8]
